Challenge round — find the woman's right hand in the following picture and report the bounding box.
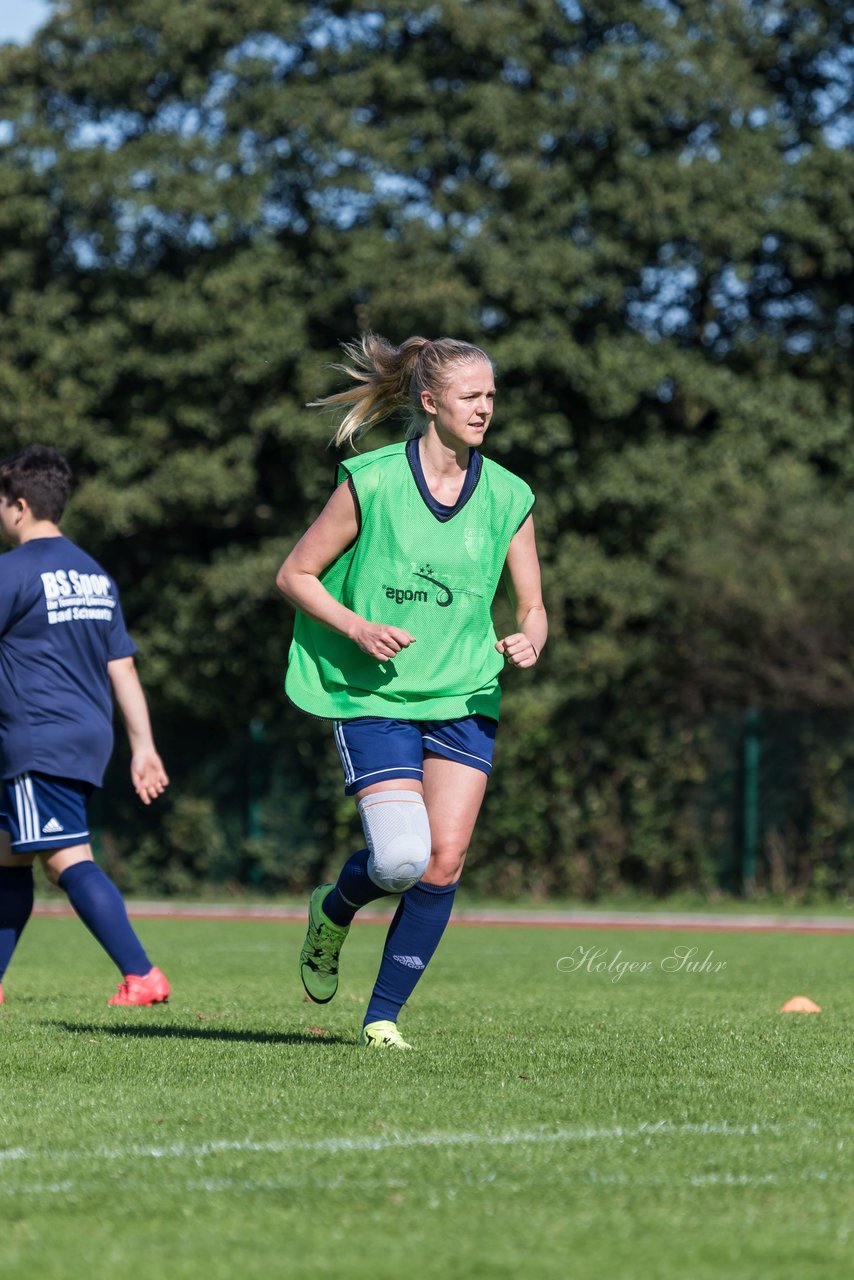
[350,620,416,661]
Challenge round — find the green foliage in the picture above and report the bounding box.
[0,1,851,896]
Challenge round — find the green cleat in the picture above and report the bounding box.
[359,1020,413,1050]
[299,884,350,1004]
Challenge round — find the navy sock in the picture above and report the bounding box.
[58,862,151,977]
[323,848,395,926]
[364,879,458,1026]
[0,865,34,981]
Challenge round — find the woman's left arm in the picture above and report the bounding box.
[495,515,548,669]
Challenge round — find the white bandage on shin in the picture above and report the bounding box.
[358,789,432,892]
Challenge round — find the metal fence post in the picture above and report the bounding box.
[247,717,265,841]
[742,707,761,895]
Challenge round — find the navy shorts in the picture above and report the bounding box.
[333,715,498,796]
[0,772,92,854]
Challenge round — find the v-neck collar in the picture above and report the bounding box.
[405,438,483,523]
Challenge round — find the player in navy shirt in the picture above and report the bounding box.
[0,445,170,1006]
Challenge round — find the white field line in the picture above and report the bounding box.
[194,1168,837,1193]
[1,1119,772,1171]
[4,1169,841,1199]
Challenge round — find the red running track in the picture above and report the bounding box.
[31,901,854,934]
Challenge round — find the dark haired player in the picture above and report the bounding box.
[0,445,170,1006]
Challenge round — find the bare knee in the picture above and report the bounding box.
[424,845,467,886]
[40,844,94,886]
[42,862,59,886]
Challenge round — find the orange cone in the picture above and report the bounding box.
[780,995,821,1013]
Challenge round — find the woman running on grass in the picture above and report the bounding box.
[276,334,547,1049]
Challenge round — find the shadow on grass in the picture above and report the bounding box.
[45,1020,353,1046]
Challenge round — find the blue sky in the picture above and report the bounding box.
[0,0,52,44]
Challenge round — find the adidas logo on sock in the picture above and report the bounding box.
[42,817,64,834]
[392,954,425,970]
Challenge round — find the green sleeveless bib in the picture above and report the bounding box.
[285,442,534,721]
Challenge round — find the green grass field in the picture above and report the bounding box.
[1,912,851,1279]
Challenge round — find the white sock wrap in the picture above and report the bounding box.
[358,789,432,892]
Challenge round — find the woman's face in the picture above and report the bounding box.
[422,359,495,449]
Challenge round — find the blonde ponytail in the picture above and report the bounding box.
[309,334,493,448]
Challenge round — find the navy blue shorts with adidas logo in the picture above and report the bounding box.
[333,714,498,797]
[0,772,93,853]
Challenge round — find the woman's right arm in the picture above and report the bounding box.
[276,482,415,661]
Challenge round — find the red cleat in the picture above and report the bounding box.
[108,966,170,1007]
[0,983,4,1005]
